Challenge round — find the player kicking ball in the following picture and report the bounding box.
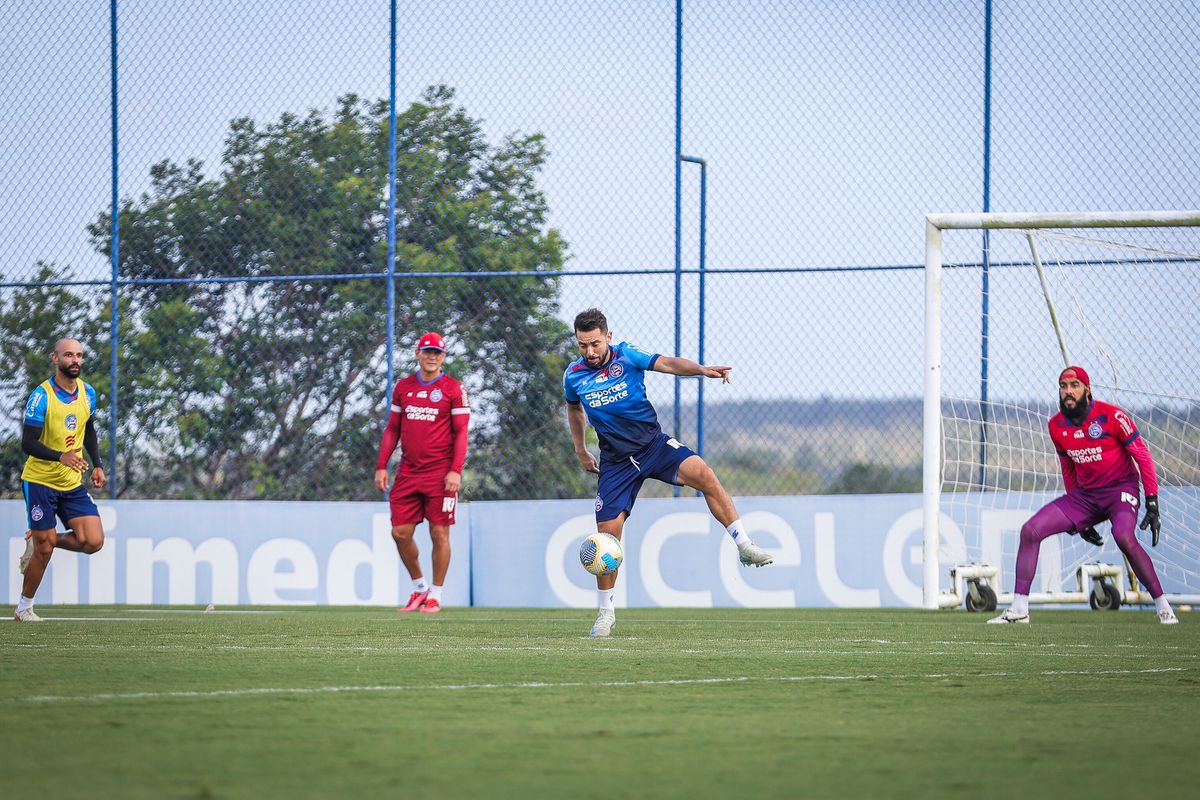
[563,308,774,637]
[990,366,1177,625]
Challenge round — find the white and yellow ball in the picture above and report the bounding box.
[579,532,624,576]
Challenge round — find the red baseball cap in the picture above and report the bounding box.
[416,332,446,353]
[1059,365,1090,386]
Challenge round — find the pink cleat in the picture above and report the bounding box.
[419,598,442,614]
[398,591,428,612]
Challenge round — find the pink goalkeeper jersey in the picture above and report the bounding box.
[1048,400,1158,495]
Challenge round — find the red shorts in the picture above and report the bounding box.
[388,471,458,526]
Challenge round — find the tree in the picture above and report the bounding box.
[59,87,590,500]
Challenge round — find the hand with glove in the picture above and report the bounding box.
[1139,495,1161,546]
[1078,526,1103,547]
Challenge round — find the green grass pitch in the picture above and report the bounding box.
[2,606,1196,799]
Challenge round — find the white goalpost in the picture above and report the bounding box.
[923,211,1200,611]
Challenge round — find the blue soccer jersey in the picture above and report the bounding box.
[563,341,664,462]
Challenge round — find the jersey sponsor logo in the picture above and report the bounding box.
[1114,410,1134,437]
[608,362,624,378]
[65,435,77,449]
[595,495,604,513]
[1121,492,1139,508]
[1073,429,1085,439]
[405,406,440,422]
[583,380,629,408]
[1087,422,1103,439]
[417,391,428,398]
[430,388,443,403]
[459,387,470,408]
[25,392,45,419]
[1066,446,1103,464]
[31,505,44,522]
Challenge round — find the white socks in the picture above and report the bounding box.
[597,588,615,612]
[428,585,444,602]
[413,578,430,594]
[16,595,34,614]
[726,520,751,547]
[1155,595,1172,614]
[1011,594,1030,616]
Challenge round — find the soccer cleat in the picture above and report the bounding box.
[1158,608,1179,625]
[987,608,1030,624]
[18,531,34,575]
[737,540,774,567]
[13,608,44,622]
[589,609,616,637]
[419,598,442,614]
[398,590,428,612]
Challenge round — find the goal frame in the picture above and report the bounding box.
[922,210,1200,609]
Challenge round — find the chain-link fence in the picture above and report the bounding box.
[2,1,1197,501]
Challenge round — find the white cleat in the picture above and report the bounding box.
[737,540,774,567]
[13,608,44,622]
[1158,609,1179,625]
[590,609,616,637]
[988,608,1030,624]
[18,531,34,575]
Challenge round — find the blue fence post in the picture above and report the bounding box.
[978,0,993,490]
[108,0,119,499]
[681,155,707,459]
[672,0,684,500]
[385,0,398,396]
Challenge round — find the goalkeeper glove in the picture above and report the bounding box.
[1078,526,1103,547]
[1139,495,1160,547]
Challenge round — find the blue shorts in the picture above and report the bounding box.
[595,433,696,522]
[24,481,100,531]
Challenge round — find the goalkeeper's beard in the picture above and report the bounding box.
[1059,392,1090,424]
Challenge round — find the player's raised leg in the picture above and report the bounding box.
[675,455,773,567]
[53,515,104,554]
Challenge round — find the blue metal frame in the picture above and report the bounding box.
[681,155,707,458]
[108,0,119,499]
[673,0,684,489]
[978,0,993,489]
[386,0,398,395]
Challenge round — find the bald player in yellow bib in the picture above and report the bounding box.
[13,338,107,622]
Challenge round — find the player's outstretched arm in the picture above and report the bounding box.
[652,356,731,383]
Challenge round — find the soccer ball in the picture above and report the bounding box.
[579,532,624,576]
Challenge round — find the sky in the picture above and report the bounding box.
[2,0,1199,408]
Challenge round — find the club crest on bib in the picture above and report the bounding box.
[65,413,78,431]
[608,362,624,378]
[1087,422,1103,439]
[430,389,443,403]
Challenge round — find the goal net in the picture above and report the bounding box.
[922,211,1200,610]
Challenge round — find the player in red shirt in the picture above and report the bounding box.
[374,332,470,613]
[990,366,1177,624]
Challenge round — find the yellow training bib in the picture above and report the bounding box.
[21,379,93,491]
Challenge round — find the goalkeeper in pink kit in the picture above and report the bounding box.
[990,366,1177,624]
